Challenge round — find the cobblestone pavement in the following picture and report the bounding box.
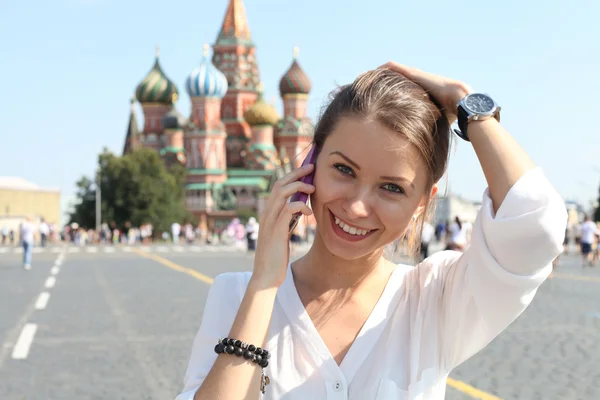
[0,246,597,399]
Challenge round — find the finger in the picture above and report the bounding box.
[275,201,313,230]
[260,168,315,227]
[379,62,445,88]
[263,181,316,226]
[272,163,314,191]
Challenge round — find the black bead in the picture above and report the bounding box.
[234,340,242,347]
[227,338,235,346]
[214,344,225,354]
[251,354,257,363]
[260,359,269,368]
[244,350,253,359]
[248,344,256,352]
[221,338,228,344]
[255,354,263,364]
[226,345,235,354]
[234,346,244,357]
[255,347,262,355]
[241,342,248,350]
[265,352,271,359]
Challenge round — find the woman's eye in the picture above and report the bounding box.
[334,164,354,176]
[382,183,405,195]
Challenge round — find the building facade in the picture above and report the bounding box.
[0,177,61,234]
[432,193,482,225]
[123,0,313,230]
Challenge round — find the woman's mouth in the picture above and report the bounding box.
[329,210,377,242]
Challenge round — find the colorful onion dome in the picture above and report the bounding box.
[162,107,187,130]
[279,47,312,97]
[135,48,179,104]
[244,87,279,126]
[186,44,229,99]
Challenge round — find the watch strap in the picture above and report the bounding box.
[454,105,470,142]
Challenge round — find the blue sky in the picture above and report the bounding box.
[1,0,598,224]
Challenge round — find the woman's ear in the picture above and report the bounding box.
[414,184,439,219]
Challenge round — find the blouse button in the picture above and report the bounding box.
[333,381,342,391]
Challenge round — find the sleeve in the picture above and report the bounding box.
[431,167,567,372]
[175,272,250,400]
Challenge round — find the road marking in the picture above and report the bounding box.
[553,273,600,283]
[104,247,116,253]
[11,323,37,360]
[190,246,202,252]
[0,248,7,253]
[45,276,56,288]
[131,248,214,284]
[86,247,98,253]
[50,266,60,275]
[68,248,80,253]
[35,292,50,310]
[157,246,168,253]
[173,246,185,252]
[446,377,502,400]
[123,246,132,252]
[51,247,62,253]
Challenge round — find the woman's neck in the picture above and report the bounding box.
[292,231,391,296]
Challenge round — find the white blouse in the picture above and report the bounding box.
[176,168,566,400]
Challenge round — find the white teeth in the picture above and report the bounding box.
[333,215,371,236]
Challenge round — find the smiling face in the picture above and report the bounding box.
[311,116,436,260]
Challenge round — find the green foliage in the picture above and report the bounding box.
[69,148,190,235]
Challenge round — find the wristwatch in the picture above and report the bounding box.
[454,93,501,142]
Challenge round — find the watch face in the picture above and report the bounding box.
[465,93,495,114]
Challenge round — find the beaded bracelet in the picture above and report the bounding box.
[214,337,271,393]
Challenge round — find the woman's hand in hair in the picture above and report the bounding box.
[379,62,472,124]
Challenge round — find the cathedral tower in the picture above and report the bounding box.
[276,48,314,169]
[184,44,229,216]
[212,0,261,168]
[134,48,179,152]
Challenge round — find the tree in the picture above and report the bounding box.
[69,148,191,235]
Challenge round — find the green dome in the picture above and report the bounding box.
[135,53,179,104]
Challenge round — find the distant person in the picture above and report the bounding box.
[1,225,7,244]
[9,229,14,245]
[20,218,35,270]
[245,217,259,252]
[579,215,598,267]
[446,216,467,251]
[420,221,435,261]
[172,222,181,244]
[39,218,49,247]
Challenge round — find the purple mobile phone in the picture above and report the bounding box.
[289,145,317,233]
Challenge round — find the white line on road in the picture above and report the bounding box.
[50,266,60,275]
[11,323,37,360]
[51,247,62,253]
[44,276,56,288]
[123,246,132,252]
[104,247,115,253]
[157,246,168,253]
[0,248,7,253]
[174,246,185,252]
[86,247,98,253]
[67,248,80,253]
[35,292,50,310]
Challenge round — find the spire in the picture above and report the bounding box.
[293,46,299,60]
[203,43,210,58]
[123,97,140,154]
[217,0,251,44]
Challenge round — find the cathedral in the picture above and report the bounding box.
[123,0,314,229]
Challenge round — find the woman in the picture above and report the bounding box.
[446,216,467,251]
[176,63,566,399]
[245,217,259,252]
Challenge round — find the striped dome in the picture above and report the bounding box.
[135,52,179,104]
[279,48,312,96]
[244,92,279,126]
[186,45,228,99]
